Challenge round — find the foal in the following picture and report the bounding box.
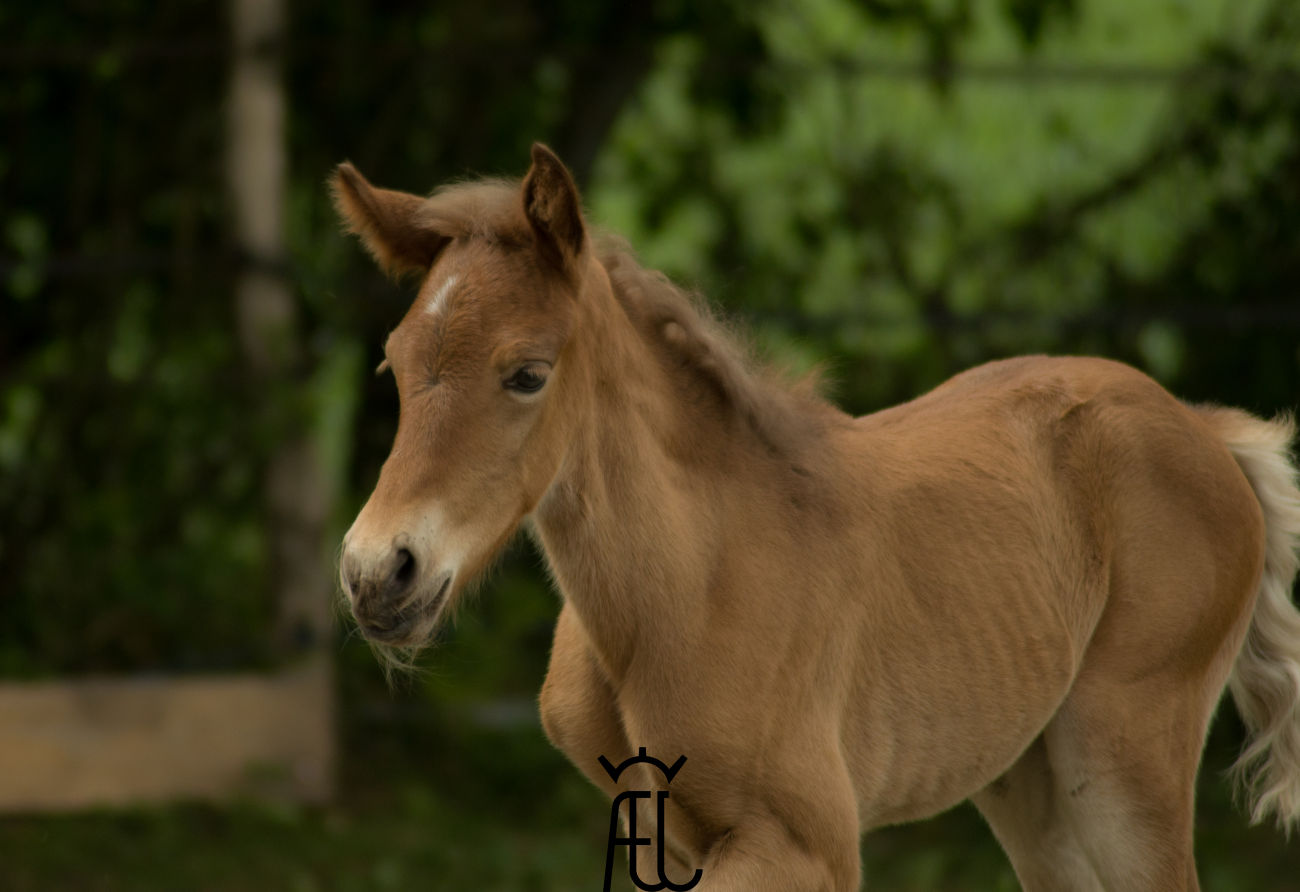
[335,144,1300,890]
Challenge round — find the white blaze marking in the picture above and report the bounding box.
[425,274,460,316]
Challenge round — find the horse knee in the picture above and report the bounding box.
[537,673,580,752]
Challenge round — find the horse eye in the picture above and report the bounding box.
[504,364,547,394]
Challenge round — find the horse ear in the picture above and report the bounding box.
[521,143,586,267]
[331,162,449,277]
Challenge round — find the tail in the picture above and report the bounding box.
[1210,408,1300,832]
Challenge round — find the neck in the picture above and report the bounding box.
[530,274,718,684]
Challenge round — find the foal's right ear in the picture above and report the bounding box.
[330,162,449,278]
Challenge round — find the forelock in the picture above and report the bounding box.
[415,179,531,245]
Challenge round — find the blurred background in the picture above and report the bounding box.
[2,0,1299,888]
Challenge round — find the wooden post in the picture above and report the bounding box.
[226,0,335,801]
[228,0,335,656]
[0,667,333,809]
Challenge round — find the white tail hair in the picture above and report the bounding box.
[1216,410,1300,832]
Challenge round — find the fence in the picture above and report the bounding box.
[1,2,1297,812]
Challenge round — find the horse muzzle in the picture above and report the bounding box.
[340,536,452,644]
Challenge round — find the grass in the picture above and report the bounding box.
[1,699,1297,891]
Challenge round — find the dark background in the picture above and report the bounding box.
[2,0,1299,888]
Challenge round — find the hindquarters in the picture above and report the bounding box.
[972,380,1272,891]
[847,359,1258,839]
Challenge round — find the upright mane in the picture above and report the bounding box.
[417,178,530,244]
[595,237,830,459]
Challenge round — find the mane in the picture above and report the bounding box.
[595,235,830,459]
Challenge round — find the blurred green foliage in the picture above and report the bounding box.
[2,0,1300,887]
[0,0,273,675]
[5,0,1295,674]
[592,0,1299,415]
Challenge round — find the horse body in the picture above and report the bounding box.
[536,347,1267,889]
[335,144,1300,890]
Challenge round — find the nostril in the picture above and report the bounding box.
[391,547,416,592]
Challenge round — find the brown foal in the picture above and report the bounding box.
[334,144,1300,890]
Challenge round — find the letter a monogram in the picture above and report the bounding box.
[599,748,703,891]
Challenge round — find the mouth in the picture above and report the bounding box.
[357,574,453,645]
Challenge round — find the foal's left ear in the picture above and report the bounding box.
[521,143,586,268]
